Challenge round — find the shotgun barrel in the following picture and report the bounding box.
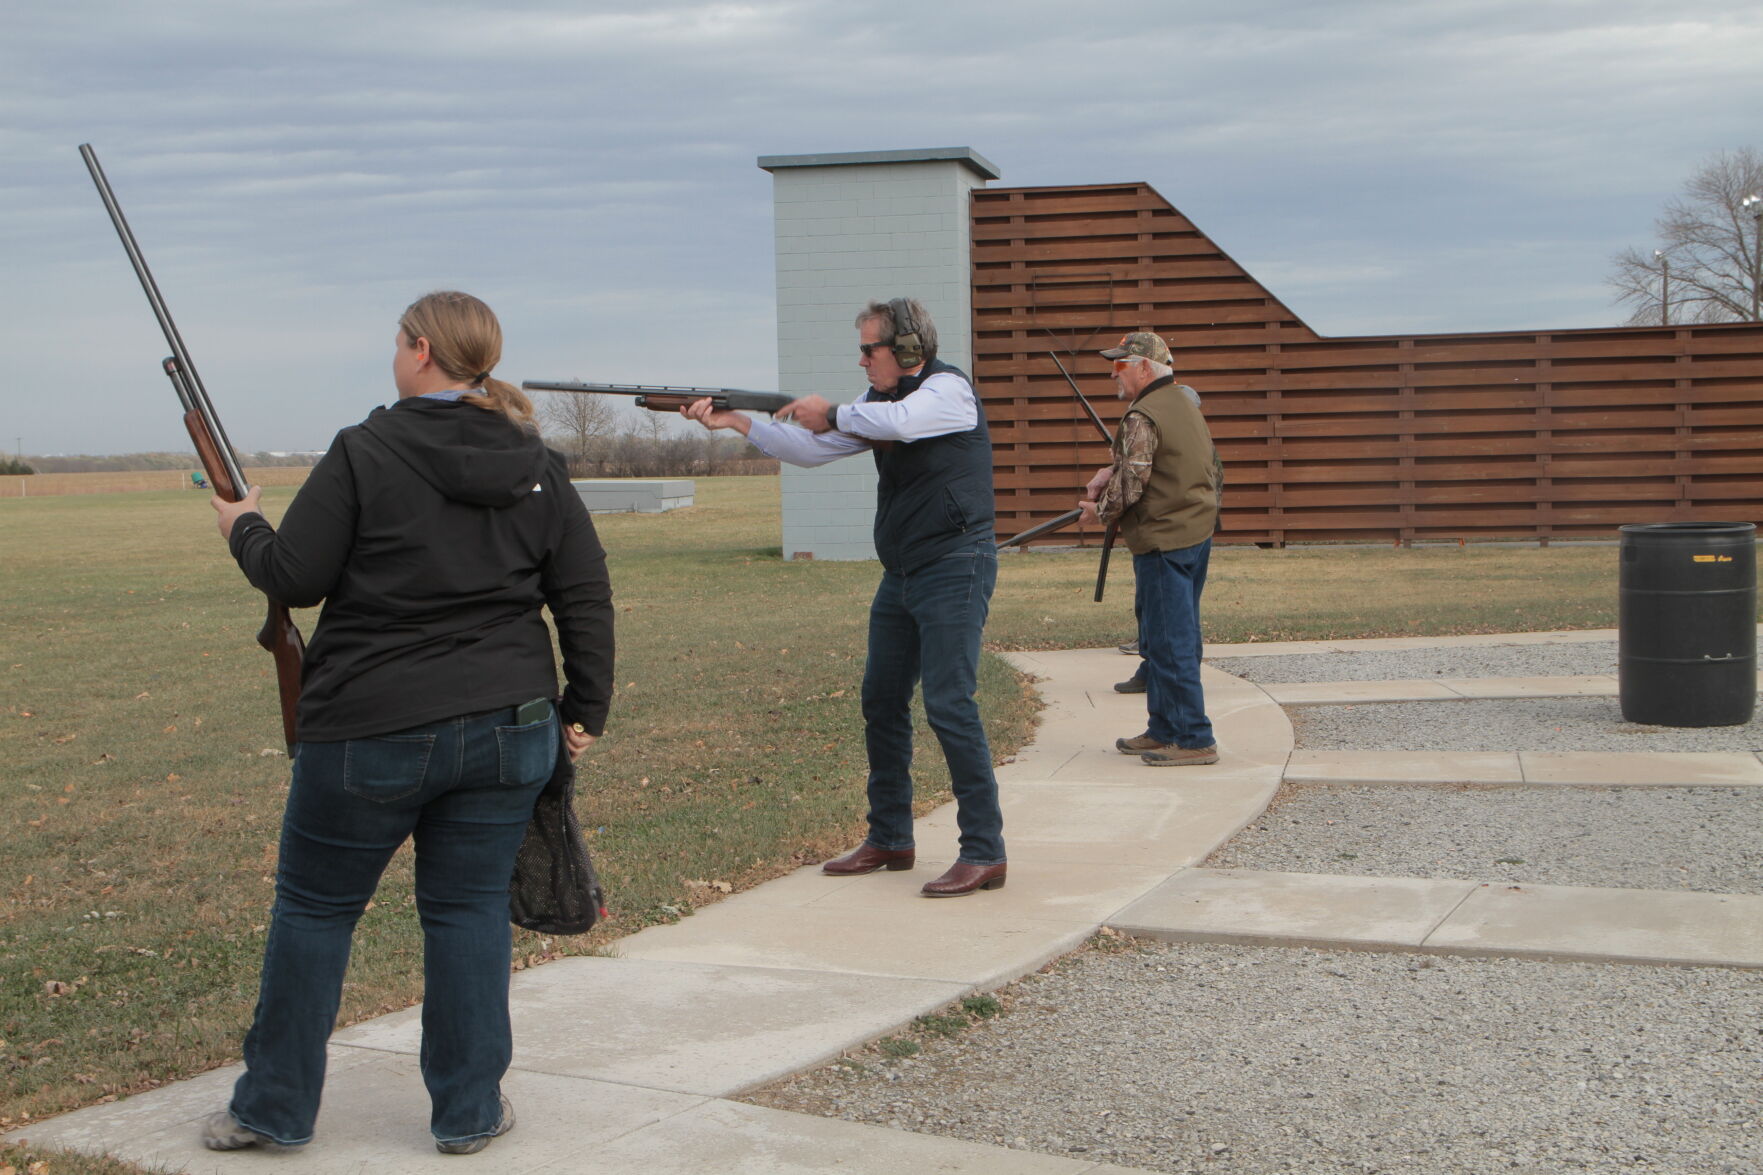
[996,507,1084,550]
[523,380,792,415]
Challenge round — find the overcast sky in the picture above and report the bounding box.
[7,0,1761,456]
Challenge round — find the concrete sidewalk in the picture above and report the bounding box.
[13,631,1759,1173]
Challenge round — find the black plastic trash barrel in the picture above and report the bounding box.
[1618,522,1757,727]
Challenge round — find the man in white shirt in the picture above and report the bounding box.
[683,298,1006,897]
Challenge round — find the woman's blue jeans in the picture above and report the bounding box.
[860,541,1005,865]
[1135,540,1215,748]
[228,705,556,1147]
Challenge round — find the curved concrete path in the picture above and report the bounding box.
[12,631,1759,1172]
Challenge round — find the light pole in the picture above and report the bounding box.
[1654,250,1671,325]
[1744,194,1763,320]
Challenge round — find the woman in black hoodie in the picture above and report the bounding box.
[202,291,613,1155]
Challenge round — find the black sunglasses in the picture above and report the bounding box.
[858,342,894,358]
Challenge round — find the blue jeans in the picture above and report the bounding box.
[861,541,1005,865]
[1135,541,1215,748]
[228,704,556,1147]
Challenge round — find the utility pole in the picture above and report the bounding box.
[1654,250,1670,325]
[1745,194,1763,320]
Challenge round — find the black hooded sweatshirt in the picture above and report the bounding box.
[228,397,613,743]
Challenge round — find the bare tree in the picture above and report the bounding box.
[1610,148,1763,325]
[538,391,616,473]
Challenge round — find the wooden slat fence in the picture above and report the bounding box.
[973,182,1763,545]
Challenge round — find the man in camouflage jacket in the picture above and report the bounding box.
[1079,331,1223,766]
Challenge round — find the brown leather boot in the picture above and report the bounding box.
[821,843,916,875]
[920,862,1007,897]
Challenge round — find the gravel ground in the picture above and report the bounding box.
[1210,641,1623,684]
[1206,784,1763,894]
[1235,641,1763,893]
[1289,697,1763,753]
[747,940,1763,1175]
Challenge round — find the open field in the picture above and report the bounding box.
[1,476,1664,1171]
[0,468,315,499]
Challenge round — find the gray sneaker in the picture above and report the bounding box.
[1141,744,1220,767]
[1117,638,1139,655]
[436,1095,515,1155]
[202,1110,283,1152]
[1113,665,1146,693]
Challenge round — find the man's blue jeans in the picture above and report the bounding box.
[861,541,1005,865]
[1135,540,1215,748]
[228,705,556,1147]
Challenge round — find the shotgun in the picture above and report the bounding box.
[523,380,792,415]
[1047,352,1122,602]
[79,143,305,752]
[994,354,1122,598]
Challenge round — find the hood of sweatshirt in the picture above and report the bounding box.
[359,398,551,508]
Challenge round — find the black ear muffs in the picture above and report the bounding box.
[888,297,925,368]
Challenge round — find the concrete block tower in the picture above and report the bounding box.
[757,147,999,561]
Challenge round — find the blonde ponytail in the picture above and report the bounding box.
[460,376,538,432]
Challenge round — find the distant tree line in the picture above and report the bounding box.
[559,430,776,479]
[537,392,778,478]
[20,417,778,481]
[26,451,324,474]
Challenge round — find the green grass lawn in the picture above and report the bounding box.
[1,475,1641,1169]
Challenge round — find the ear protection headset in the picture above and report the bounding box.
[887,298,926,368]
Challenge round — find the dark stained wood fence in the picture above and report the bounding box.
[973,182,1763,545]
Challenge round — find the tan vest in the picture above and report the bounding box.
[1118,381,1220,555]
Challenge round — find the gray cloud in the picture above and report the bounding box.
[6,0,1760,452]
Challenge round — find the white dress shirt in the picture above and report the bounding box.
[745,370,979,468]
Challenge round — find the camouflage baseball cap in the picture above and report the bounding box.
[1099,331,1173,366]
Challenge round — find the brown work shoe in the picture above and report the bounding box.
[1141,744,1220,767]
[920,862,1006,897]
[822,843,915,875]
[1115,733,1168,755]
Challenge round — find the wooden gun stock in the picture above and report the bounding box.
[258,601,306,750]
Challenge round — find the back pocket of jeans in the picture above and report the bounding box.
[342,733,436,802]
[496,713,557,788]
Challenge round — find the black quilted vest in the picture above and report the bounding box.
[868,359,995,573]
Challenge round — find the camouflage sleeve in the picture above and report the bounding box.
[1097,412,1157,526]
